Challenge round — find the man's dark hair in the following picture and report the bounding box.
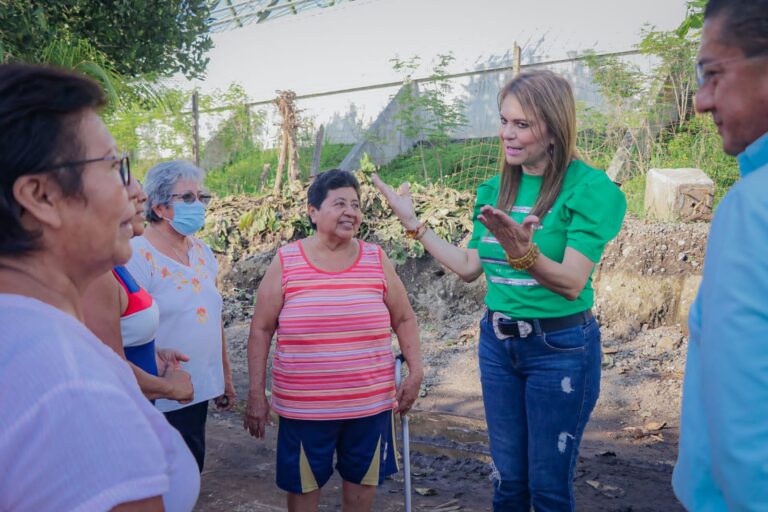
[0,64,106,255]
[306,169,362,230]
[704,0,768,58]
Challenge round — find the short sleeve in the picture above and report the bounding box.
[198,238,219,277]
[125,237,155,291]
[697,180,768,509]
[468,177,500,249]
[564,173,627,262]
[1,382,169,511]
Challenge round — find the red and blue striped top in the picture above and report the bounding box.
[113,265,160,377]
[271,239,396,420]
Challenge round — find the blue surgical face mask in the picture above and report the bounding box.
[167,201,206,236]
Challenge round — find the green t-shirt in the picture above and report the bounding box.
[468,159,626,318]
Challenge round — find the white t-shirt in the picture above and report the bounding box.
[0,294,199,512]
[126,236,224,413]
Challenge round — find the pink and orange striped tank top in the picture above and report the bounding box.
[271,239,396,420]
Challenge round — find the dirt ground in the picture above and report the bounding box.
[196,217,705,511]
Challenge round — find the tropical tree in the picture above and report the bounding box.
[676,0,707,38]
[639,27,698,129]
[390,53,467,182]
[0,0,213,79]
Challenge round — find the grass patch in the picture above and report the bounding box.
[375,141,475,190]
[204,143,354,196]
[649,116,738,208]
[620,173,646,217]
[376,133,621,194]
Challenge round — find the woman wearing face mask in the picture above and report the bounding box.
[126,160,236,472]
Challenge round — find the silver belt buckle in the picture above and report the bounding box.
[517,320,533,338]
[491,311,511,340]
[491,312,533,340]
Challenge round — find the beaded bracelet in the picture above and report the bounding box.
[506,243,540,271]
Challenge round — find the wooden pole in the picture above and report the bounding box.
[288,134,300,183]
[274,130,288,194]
[192,91,200,167]
[513,42,521,76]
[259,163,271,190]
[310,124,325,178]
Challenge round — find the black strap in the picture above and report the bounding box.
[538,310,593,332]
[491,309,593,336]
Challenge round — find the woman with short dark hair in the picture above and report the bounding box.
[244,169,423,512]
[0,64,199,511]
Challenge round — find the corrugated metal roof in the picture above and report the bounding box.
[209,0,355,31]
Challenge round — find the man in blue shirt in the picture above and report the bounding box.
[673,0,768,509]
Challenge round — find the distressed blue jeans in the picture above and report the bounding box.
[478,310,601,511]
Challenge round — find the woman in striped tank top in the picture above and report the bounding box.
[244,169,423,512]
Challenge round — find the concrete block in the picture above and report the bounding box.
[644,168,714,221]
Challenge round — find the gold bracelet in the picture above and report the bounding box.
[404,222,427,240]
[506,243,540,271]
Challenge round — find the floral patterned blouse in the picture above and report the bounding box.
[126,235,223,413]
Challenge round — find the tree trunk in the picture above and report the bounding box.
[429,140,444,183]
[273,90,301,187]
[274,131,288,194]
[288,134,300,183]
[192,91,200,167]
[419,142,428,183]
[310,124,325,178]
[259,163,271,191]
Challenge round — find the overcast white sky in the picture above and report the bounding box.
[187,0,689,101]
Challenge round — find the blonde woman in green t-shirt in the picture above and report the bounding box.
[373,69,626,512]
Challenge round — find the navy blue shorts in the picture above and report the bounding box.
[276,409,399,494]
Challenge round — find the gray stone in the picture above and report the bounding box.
[657,337,678,353]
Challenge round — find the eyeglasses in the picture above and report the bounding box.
[41,153,131,186]
[696,54,767,88]
[170,192,213,206]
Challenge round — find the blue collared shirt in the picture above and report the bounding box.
[673,131,768,511]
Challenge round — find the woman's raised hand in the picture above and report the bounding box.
[371,173,421,230]
[478,206,540,258]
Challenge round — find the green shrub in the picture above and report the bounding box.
[620,173,646,217]
[202,171,473,265]
[649,115,738,207]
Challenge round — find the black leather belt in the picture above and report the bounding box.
[488,309,594,339]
